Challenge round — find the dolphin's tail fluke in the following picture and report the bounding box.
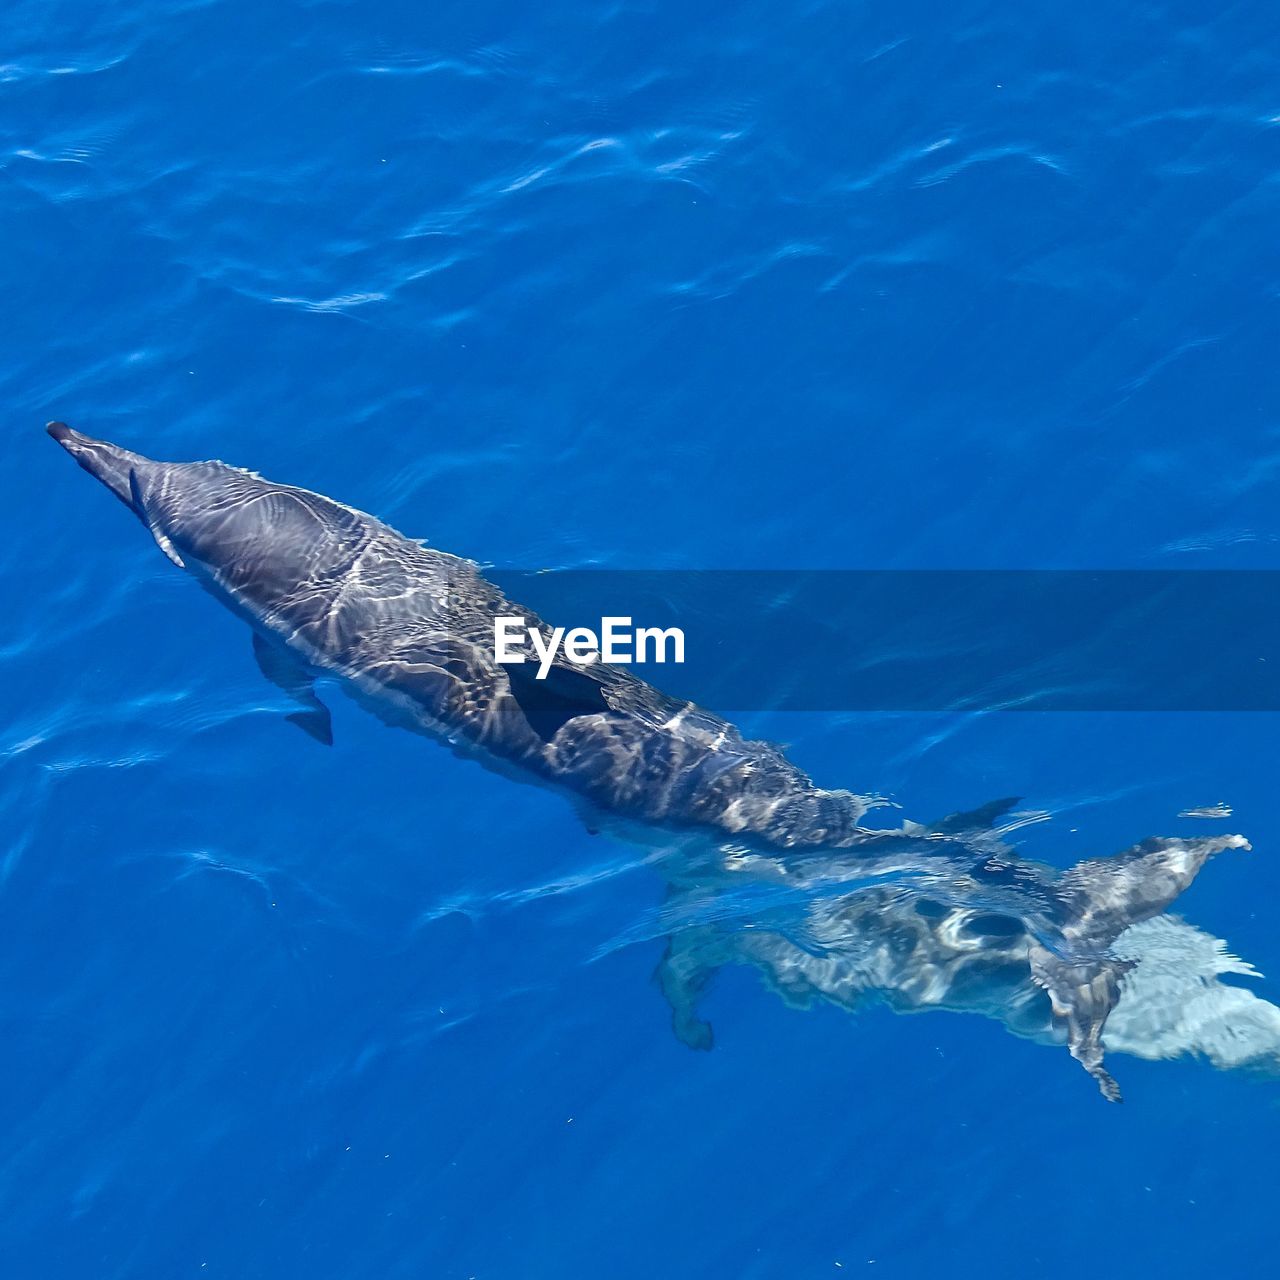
[46,422,155,512]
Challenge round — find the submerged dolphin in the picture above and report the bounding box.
[48,423,1261,1099]
[653,845,1280,1080]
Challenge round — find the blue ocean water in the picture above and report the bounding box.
[5,1,1280,1275]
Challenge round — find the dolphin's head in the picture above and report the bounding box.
[47,421,254,574]
[47,422,154,515]
[48,424,367,607]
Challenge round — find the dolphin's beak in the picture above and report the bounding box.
[47,421,152,511]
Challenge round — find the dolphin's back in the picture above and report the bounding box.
[137,461,410,627]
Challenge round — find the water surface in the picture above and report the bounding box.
[3,2,1280,1276]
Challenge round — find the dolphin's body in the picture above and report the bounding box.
[49,423,1265,1099]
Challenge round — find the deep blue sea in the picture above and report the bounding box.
[5,2,1280,1276]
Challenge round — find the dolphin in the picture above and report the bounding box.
[653,861,1280,1079]
[47,422,1258,1099]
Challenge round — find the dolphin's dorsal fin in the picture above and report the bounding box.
[504,661,611,744]
[128,469,185,568]
[252,632,333,746]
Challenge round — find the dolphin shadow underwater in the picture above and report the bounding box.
[48,423,1280,1101]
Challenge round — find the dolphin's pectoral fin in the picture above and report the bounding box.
[504,661,612,744]
[654,931,720,1051]
[252,632,333,746]
[128,469,185,568]
[1029,943,1133,1102]
[284,708,335,746]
